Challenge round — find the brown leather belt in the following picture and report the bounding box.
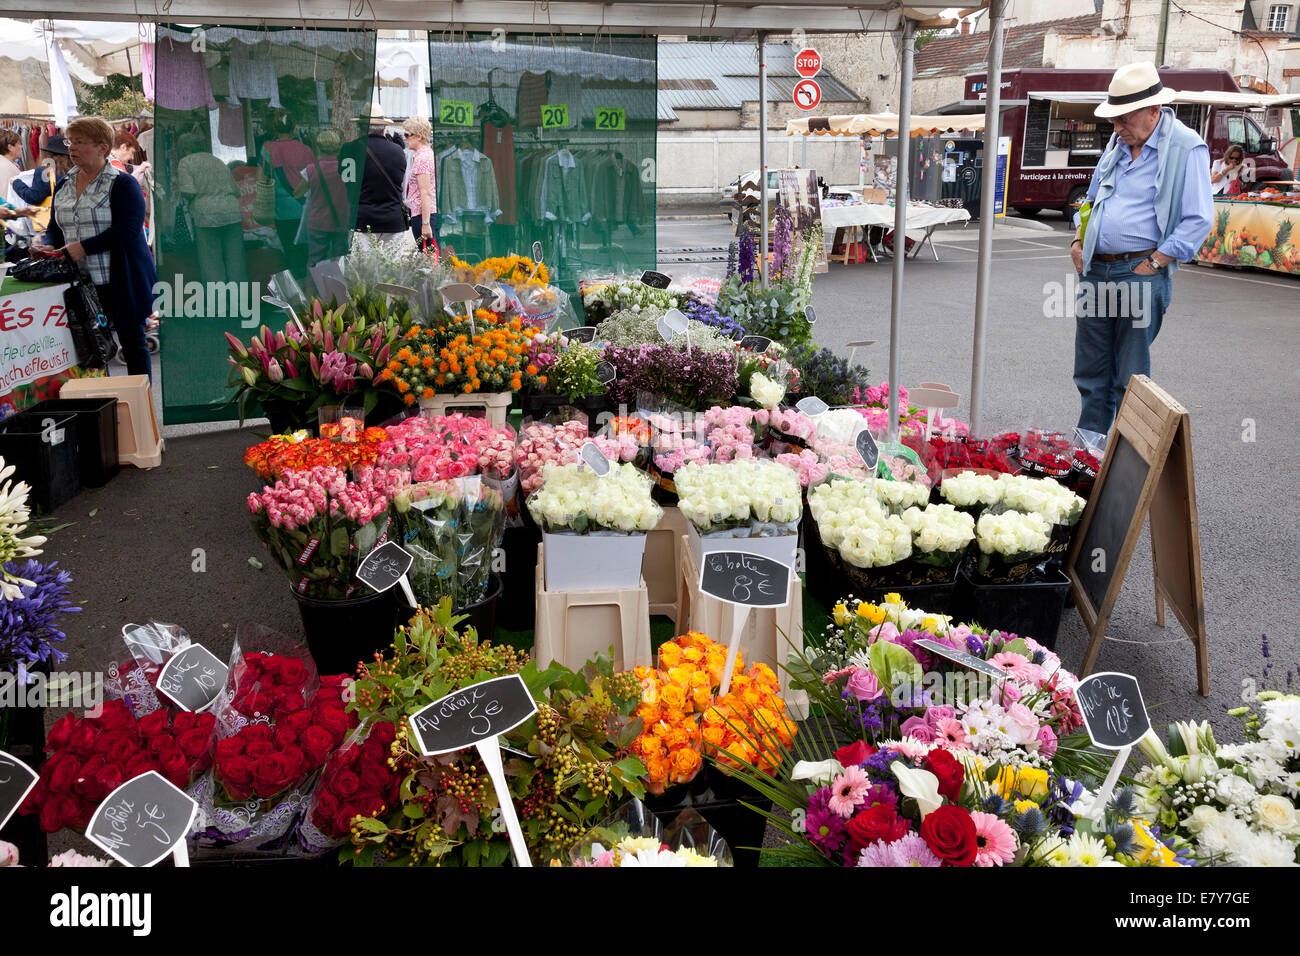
[1092,248,1155,262]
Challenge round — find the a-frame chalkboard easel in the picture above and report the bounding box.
[1065,375,1209,695]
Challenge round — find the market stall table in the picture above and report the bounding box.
[0,275,82,415]
[1195,195,1300,276]
[821,201,971,263]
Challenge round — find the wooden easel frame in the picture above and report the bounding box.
[1066,376,1210,695]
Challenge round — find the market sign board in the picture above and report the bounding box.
[0,749,38,830]
[86,771,198,868]
[156,643,229,713]
[1074,672,1150,750]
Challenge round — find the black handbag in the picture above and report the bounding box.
[62,277,108,370]
[10,254,79,284]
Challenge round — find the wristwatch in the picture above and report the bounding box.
[1143,254,1162,272]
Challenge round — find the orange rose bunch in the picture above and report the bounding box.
[703,662,795,775]
[630,632,733,794]
[243,427,389,481]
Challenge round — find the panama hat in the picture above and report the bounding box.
[1095,62,1177,118]
[361,103,393,127]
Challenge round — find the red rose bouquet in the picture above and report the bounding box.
[21,699,215,834]
[302,720,401,849]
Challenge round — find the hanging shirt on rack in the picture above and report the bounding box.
[440,148,500,230]
[143,41,218,112]
[539,149,590,225]
[226,45,282,108]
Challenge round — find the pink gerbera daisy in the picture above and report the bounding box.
[990,652,1035,680]
[827,765,872,818]
[970,811,1018,867]
[933,717,966,747]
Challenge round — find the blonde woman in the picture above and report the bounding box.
[402,116,437,250]
[1210,144,1245,196]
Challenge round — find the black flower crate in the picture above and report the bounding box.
[25,397,118,487]
[0,410,80,513]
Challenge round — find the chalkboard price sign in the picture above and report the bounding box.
[739,335,773,352]
[1074,672,1150,750]
[855,428,880,470]
[640,270,671,289]
[86,771,198,867]
[913,639,1006,680]
[409,674,538,756]
[1075,435,1147,614]
[699,551,791,609]
[0,749,38,830]
[357,541,414,595]
[595,361,617,385]
[795,396,829,417]
[567,326,598,343]
[156,643,229,713]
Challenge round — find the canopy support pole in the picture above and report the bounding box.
[969,0,1006,439]
[887,17,915,443]
[758,30,769,286]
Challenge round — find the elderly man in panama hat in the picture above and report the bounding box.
[349,103,414,253]
[1070,61,1213,434]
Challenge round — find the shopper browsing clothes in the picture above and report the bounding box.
[402,116,437,254]
[176,130,248,287]
[34,117,157,380]
[295,128,351,266]
[262,110,314,276]
[1070,62,1212,434]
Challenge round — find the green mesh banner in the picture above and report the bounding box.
[154,25,376,424]
[425,33,657,294]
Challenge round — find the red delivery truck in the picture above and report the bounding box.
[965,68,1296,217]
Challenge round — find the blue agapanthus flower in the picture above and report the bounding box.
[1,559,79,673]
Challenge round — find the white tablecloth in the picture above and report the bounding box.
[820,202,971,257]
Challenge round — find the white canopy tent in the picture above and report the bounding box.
[0,0,1008,437]
[785,111,988,136]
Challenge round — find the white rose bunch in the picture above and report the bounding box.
[874,479,931,511]
[838,514,912,568]
[814,408,874,445]
[675,461,801,529]
[901,504,976,554]
[527,462,661,533]
[975,510,1051,556]
[808,478,911,567]
[998,474,1085,526]
[940,470,1005,508]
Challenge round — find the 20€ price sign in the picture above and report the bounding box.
[439,100,474,127]
[595,107,626,130]
[541,104,570,128]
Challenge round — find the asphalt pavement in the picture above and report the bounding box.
[36,210,1300,740]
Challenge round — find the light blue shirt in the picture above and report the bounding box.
[1084,112,1213,261]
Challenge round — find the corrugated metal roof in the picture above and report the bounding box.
[657,39,861,112]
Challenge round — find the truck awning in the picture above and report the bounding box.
[786,111,987,136]
[1027,90,1300,108]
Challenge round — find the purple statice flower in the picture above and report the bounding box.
[965,633,986,656]
[806,804,848,856]
[0,560,79,673]
[842,692,886,737]
[319,349,357,394]
[682,299,745,340]
[863,747,904,777]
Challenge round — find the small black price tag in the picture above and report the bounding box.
[156,643,229,713]
[1074,672,1151,750]
[86,772,198,868]
[567,326,598,343]
[698,551,791,608]
[739,335,773,352]
[595,361,617,385]
[855,428,880,469]
[640,270,671,289]
[356,542,414,594]
[0,749,39,830]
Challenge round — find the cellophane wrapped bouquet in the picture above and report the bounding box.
[673,460,801,538]
[526,462,662,535]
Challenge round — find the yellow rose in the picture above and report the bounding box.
[660,684,687,711]
[832,603,850,626]
[658,643,682,668]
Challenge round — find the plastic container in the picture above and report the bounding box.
[958,564,1071,650]
[293,586,403,676]
[642,505,690,621]
[0,410,80,513]
[454,573,502,641]
[26,397,119,487]
[418,390,513,426]
[543,531,647,591]
[59,375,163,468]
[534,544,651,671]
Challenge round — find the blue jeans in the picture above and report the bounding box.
[1073,258,1172,434]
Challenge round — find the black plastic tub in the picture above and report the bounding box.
[453,573,502,641]
[293,586,402,676]
[26,397,118,487]
[0,410,80,513]
[958,564,1071,649]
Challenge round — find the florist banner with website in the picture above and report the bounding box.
[153,25,377,424]
[425,33,657,293]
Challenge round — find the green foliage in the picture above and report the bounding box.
[715,278,812,350]
[342,601,647,866]
[77,75,147,119]
[550,343,606,400]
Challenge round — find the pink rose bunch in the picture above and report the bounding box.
[854,382,910,409]
[517,421,639,494]
[653,440,712,475]
[774,449,830,487]
[765,408,818,441]
[248,465,405,529]
[808,438,874,481]
[375,414,515,482]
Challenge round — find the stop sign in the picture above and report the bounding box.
[795,48,821,78]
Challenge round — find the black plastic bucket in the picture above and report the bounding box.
[958,565,1071,649]
[497,527,541,632]
[453,573,502,641]
[27,397,118,487]
[0,410,80,513]
[293,586,402,676]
